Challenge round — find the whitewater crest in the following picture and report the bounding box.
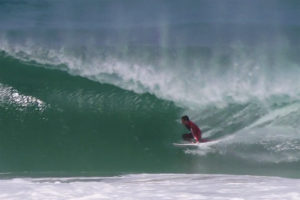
[1,38,300,109]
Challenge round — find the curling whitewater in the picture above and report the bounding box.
[0,174,300,200]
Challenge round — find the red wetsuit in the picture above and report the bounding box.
[186,121,202,142]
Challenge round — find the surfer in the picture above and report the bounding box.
[181,115,205,143]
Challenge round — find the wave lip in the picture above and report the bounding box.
[1,38,300,108]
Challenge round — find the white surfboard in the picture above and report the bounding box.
[173,140,213,147]
[173,142,201,147]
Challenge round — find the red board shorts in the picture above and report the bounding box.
[182,133,208,143]
[182,133,194,142]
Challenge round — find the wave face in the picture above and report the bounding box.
[1,0,300,178]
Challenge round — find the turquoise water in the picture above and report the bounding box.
[1,0,300,179]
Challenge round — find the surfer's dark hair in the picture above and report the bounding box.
[181,115,189,121]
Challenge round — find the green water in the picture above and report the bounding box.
[1,54,300,178]
[0,54,181,175]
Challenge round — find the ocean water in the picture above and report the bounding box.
[1,0,300,199]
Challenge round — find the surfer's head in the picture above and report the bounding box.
[181,115,189,125]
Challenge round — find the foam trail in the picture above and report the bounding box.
[185,126,300,163]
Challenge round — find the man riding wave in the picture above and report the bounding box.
[181,115,207,143]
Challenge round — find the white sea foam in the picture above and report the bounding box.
[0,174,299,200]
[0,84,46,111]
[1,38,300,109]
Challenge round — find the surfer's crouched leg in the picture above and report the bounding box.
[182,133,193,142]
[200,138,208,143]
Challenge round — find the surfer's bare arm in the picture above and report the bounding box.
[185,124,190,130]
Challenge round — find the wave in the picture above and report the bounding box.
[1,23,300,177]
